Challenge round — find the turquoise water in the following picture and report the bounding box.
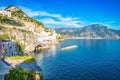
[35,39,120,80]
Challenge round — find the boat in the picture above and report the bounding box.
[61,45,78,50]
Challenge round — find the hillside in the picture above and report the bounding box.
[56,24,120,39]
[1,5,45,33]
[0,5,63,53]
[55,28,80,37]
[0,6,47,53]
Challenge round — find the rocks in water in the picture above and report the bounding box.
[34,44,49,52]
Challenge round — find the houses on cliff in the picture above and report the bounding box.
[0,9,11,17]
[27,27,60,43]
[34,30,59,42]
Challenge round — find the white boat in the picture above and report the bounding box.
[61,45,78,50]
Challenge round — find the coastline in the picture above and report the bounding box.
[64,37,120,40]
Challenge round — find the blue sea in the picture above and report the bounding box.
[34,39,120,80]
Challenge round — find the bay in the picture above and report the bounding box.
[34,39,120,80]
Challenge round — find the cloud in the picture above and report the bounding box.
[1,6,116,28]
[20,6,62,17]
[40,18,84,28]
[88,21,118,29]
[1,6,83,27]
[40,18,60,24]
[19,6,83,28]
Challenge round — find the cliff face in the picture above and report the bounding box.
[0,6,45,43]
[0,6,62,54]
[0,26,38,54]
[4,6,45,33]
[2,41,23,56]
[0,6,45,53]
[0,26,38,44]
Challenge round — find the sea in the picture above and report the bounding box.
[34,39,120,80]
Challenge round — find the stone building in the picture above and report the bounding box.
[1,40,23,56]
[0,41,9,80]
[0,9,11,17]
[0,60,10,80]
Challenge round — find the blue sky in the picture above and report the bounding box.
[0,0,120,29]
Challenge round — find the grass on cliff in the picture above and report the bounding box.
[6,56,35,62]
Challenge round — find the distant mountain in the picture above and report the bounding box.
[55,28,80,37]
[109,29,120,37]
[56,24,120,39]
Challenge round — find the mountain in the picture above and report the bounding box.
[0,6,61,53]
[109,29,120,37]
[55,28,81,37]
[56,24,120,39]
[1,5,45,33]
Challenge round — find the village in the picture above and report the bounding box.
[0,8,63,80]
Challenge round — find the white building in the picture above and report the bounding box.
[34,31,58,42]
[0,9,11,17]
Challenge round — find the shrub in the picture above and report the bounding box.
[5,67,35,80]
[45,28,51,32]
[17,40,25,52]
[0,34,10,40]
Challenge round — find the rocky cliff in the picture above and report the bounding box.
[4,5,45,33]
[0,6,45,54]
[0,6,62,55]
[0,26,37,53]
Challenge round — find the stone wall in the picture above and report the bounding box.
[0,75,4,80]
[1,40,23,56]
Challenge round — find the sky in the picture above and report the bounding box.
[0,0,120,29]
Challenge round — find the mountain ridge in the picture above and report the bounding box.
[56,24,120,39]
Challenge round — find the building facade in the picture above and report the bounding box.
[0,9,11,17]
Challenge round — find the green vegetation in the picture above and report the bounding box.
[0,34,16,40]
[0,34,10,40]
[6,56,35,62]
[0,12,24,26]
[10,35,16,40]
[12,10,25,18]
[0,14,3,20]
[24,16,45,28]
[5,5,17,10]
[0,26,9,32]
[18,29,30,33]
[17,40,25,52]
[1,18,24,26]
[25,58,36,62]
[10,7,45,28]
[0,26,35,53]
[45,28,51,32]
[5,67,35,80]
[56,34,63,40]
